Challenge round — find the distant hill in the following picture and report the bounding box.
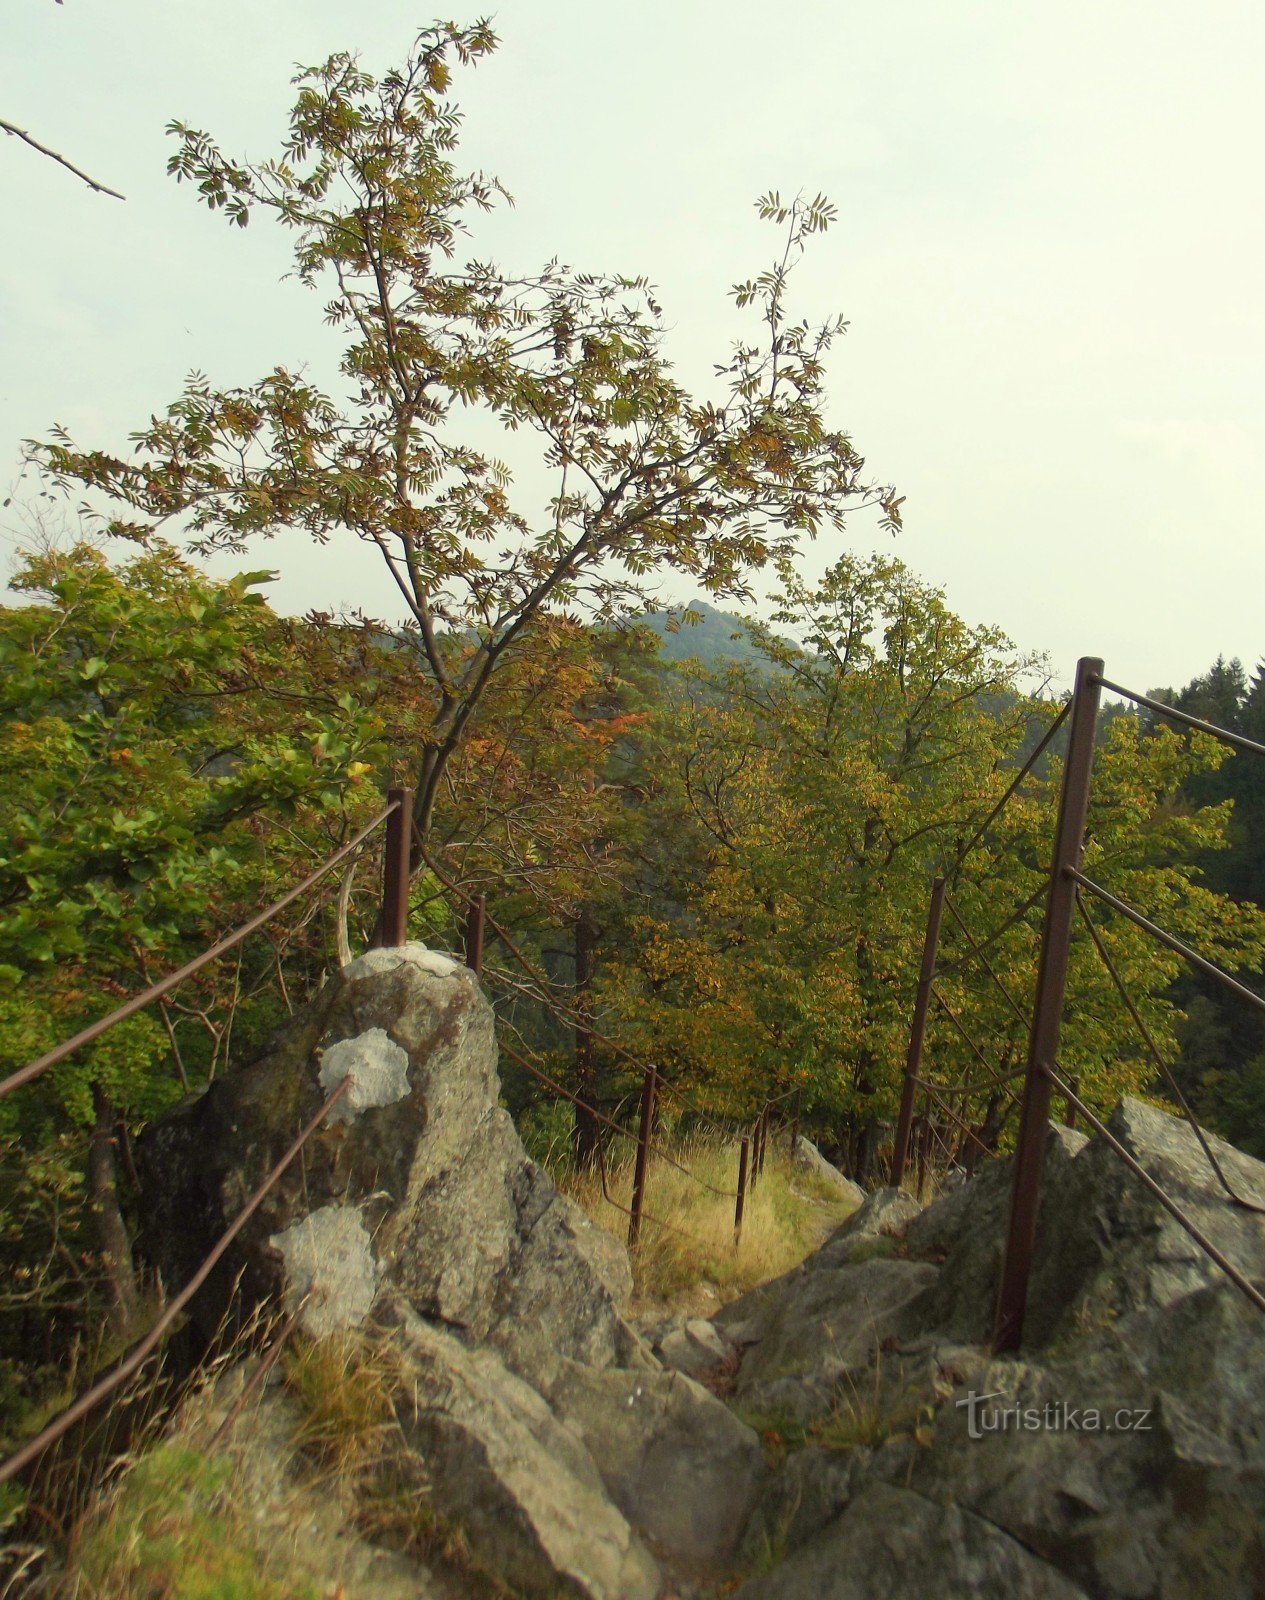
[634,600,777,672]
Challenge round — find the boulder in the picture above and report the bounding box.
[640,1313,735,1380]
[726,1096,1265,1598]
[719,1256,940,1419]
[391,1308,661,1600]
[137,944,643,1391]
[548,1358,766,1571]
[792,1136,866,1206]
[735,1481,1090,1598]
[900,1123,1087,1345]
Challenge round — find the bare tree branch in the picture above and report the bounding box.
[1,117,125,200]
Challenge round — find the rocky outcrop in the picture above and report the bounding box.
[549,1360,766,1572]
[792,1135,866,1206]
[137,945,1265,1599]
[138,944,641,1392]
[138,942,759,1596]
[709,1097,1265,1599]
[391,1308,661,1600]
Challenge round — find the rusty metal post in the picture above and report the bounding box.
[753,1104,767,1181]
[1064,1076,1080,1130]
[994,657,1102,1352]
[377,786,413,948]
[463,893,486,977]
[892,876,947,1187]
[628,1065,657,1251]
[734,1135,750,1246]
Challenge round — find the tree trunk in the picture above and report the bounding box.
[571,907,603,1171]
[88,1084,139,1342]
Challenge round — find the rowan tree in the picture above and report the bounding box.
[30,21,898,863]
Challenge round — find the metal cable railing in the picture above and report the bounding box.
[894,659,1265,1353]
[890,700,1071,1191]
[0,788,415,1488]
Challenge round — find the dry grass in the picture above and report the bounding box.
[557,1134,857,1311]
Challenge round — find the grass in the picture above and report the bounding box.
[556,1134,857,1311]
[28,1131,858,1597]
[55,1441,321,1600]
[43,1324,532,1600]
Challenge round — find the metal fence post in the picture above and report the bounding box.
[994,657,1102,1352]
[463,893,486,977]
[377,786,413,948]
[628,1065,657,1251]
[789,1089,801,1161]
[892,876,947,1187]
[734,1135,750,1246]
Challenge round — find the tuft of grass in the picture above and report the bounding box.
[282,1331,542,1599]
[558,1135,857,1310]
[281,1329,399,1477]
[63,1441,319,1600]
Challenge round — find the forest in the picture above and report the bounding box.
[3,20,1264,1467]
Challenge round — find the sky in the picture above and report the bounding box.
[3,0,1264,696]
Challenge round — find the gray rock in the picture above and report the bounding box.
[1020,1098,1265,1350]
[792,1137,866,1205]
[730,1257,941,1416]
[137,942,642,1388]
[739,1445,870,1565]
[901,1123,1087,1345]
[735,1480,1090,1598]
[828,1185,921,1242]
[268,1203,380,1338]
[393,1308,660,1600]
[650,1315,733,1379]
[549,1358,766,1571]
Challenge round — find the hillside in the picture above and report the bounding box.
[635,599,780,672]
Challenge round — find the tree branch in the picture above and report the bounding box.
[1,118,125,199]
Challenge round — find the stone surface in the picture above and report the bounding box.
[393,1309,661,1600]
[139,948,1265,1600]
[718,1255,940,1419]
[548,1358,766,1571]
[792,1136,866,1206]
[642,1314,734,1379]
[725,1096,1265,1598]
[318,1026,411,1123]
[137,941,641,1385]
[900,1123,1088,1346]
[268,1203,379,1338]
[831,1185,922,1241]
[735,1481,1090,1598]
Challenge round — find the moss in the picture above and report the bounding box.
[71,1441,319,1600]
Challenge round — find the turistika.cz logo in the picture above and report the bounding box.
[955,1389,1153,1441]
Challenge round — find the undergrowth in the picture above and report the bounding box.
[554,1132,857,1308]
[55,1441,319,1600]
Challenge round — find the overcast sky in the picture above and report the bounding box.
[4,0,1263,694]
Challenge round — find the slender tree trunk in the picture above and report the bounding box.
[572,907,603,1171]
[88,1085,139,1342]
